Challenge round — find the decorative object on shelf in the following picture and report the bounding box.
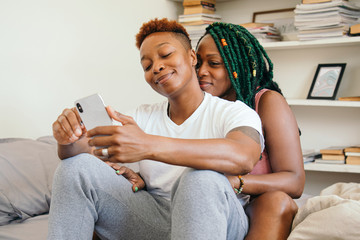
[252,8,297,41]
[307,63,346,100]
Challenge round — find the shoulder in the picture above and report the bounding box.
[257,90,296,129]
[258,90,289,113]
[205,92,251,111]
[127,101,167,122]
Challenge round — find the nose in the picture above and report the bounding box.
[197,63,208,79]
[153,61,165,73]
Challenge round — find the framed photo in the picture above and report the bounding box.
[307,63,346,100]
[252,8,296,40]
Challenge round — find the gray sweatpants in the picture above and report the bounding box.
[47,153,248,240]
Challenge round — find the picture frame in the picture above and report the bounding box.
[252,8,296,40]
[307,63,346,100]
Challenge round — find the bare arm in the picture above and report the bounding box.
[236,91,305,198]
[87,107,262,176]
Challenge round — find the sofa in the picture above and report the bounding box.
[1,136,359,240]
[0,136,59,240]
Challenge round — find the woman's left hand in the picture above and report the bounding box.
[106,162,145,192]
[226,175,240,194]
[87,106,152,163]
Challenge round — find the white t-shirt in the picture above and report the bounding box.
[128,92,264,200]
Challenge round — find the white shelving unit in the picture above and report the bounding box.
[286,99,360,107]
[262,37,360,50]
[304,162,360,174]
[267,37,360,194]
[169,0,360,195]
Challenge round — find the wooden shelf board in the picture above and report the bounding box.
[286,99,360,107]
[169,0,232,2]
[304,162,360,173]
[263,37,360,50]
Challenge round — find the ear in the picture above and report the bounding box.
[190,49,197,67]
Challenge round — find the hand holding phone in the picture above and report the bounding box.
[74,93,113,131]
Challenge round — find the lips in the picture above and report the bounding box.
[155,72,174,85]
[199,80,213,90]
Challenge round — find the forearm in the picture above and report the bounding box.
[57,136,93,160]
[242,171,304,198]
[147,135,260,175]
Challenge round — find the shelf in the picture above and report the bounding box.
[304,162,360,174]
[262,37,360,50]
[286,99,360,107]
[169,0,233,2]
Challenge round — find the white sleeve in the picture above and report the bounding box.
[221,101,264,151]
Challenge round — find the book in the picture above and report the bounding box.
[338,96,360,101]
[240,22,274,28]
[345,152,360,157]
[180,20,215,26]
[183,0,216,7]
[184,4,215,15]
[322,154,345,161]
[178,13,221,22]
[350,23,360,35]
[320,146,346,155]
[302,0,333,4]
[344,145,360,153]
[315,159,345,164]
[346,156,360,165]
[294,0,360,40]
[302,150,322,163]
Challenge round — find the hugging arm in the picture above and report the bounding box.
[87,107,262,176]
[243,91,304,198]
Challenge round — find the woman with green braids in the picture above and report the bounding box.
[196,22,305,240]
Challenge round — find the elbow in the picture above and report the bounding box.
[289,172,306,199]
[291,188,304,199]
[232,154,259,176]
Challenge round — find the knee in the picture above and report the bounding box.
[180,170,225,189]
[268,191,297,217]
[251,191,298,219]
[172,170,227,199]
[54,153,99,180]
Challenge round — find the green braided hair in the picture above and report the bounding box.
[196,22,283,109]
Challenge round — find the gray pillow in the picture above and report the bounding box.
[0,136,60,225]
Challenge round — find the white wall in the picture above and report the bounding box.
[0,0,181,138]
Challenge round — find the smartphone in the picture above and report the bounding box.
[74,93,113,131]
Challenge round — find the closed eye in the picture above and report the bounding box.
[162,52,173,58]
[209,61,221,66]
[144,64,152,72]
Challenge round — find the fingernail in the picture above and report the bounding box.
[75,128,82,136]
[134,187,138,192]
[116,170,120,174]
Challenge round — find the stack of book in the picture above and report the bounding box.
[179,0,221,48]
[316,146,346,164]
[302,149,322,163]
[345,145,360,165]
[294,0,360,41]
[240,23,282,43]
